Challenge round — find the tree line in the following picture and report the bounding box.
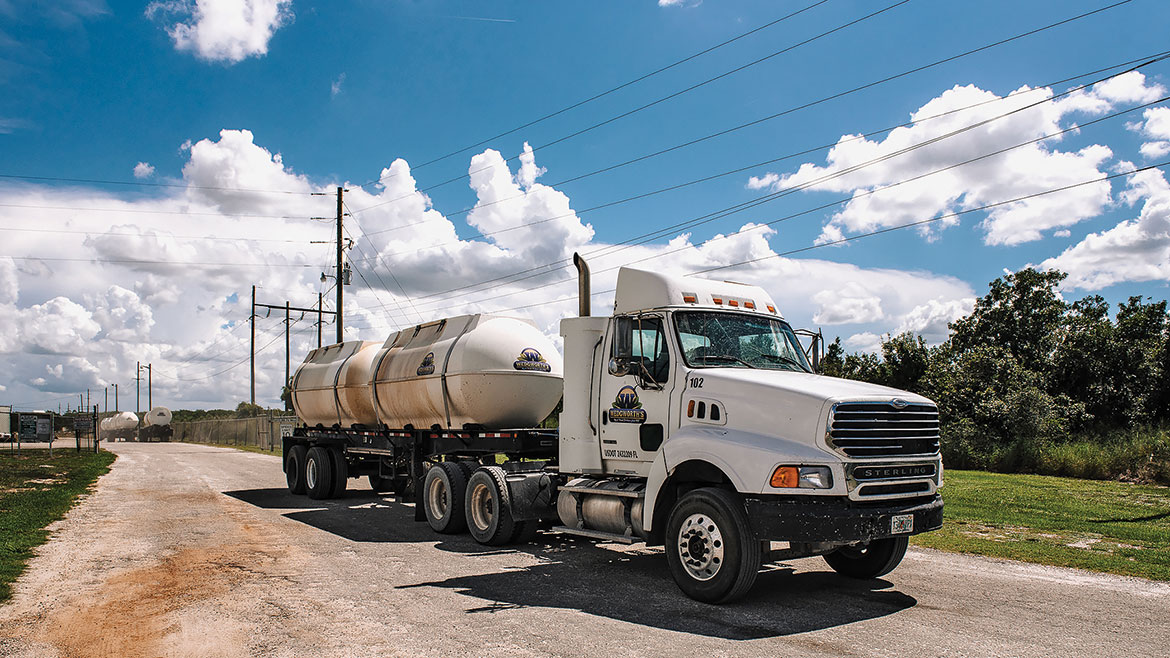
[821,268,1170,483]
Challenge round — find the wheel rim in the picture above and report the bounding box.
[677,513,724,581]
[428,475,449,520]
[306,457,318,489]
[469,481,494,532]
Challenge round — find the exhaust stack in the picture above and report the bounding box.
[573,252,590,317]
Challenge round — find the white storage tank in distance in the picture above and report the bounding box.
[145,407,172,426]
[291,314,563,431]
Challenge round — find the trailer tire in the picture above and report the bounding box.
[823,537,908,579]
[285,444,308,495]
[665,487,760,604]
[329,447,348,499]
[305,446,334,500]
[424,462,469,534]
[465,466,516,546]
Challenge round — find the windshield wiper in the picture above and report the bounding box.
[695,354,756,368]
[757,353,810,372]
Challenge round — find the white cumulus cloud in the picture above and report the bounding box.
[1041,165,1170,290]
[146,0,293,64]
[746,73,1165,247]
[133,162,155,179]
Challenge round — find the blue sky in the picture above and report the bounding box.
[2,0,1169,411]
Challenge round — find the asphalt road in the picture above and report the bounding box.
[1,442,1167,658]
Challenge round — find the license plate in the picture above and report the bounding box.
[891,514,914,534]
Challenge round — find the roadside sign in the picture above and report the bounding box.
[74,417,93,432]
[279,422,295,438]
[36,418,51,440]
[19,415,37,439]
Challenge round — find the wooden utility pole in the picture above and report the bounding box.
[285,301,291,411]
[336,186,344,344]
[250,284,256,406]
[317,292,323,348]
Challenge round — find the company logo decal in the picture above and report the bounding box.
[513,347,552,372]
[417,352,436,376]
[608,385,647,424]
[890,398,909,409]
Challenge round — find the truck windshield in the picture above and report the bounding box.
[674,311,812,373]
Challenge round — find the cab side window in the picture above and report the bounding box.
[614,316,670,384]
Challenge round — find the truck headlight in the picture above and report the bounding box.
[770,465,833,489]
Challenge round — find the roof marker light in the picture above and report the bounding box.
[728,299,739,307]
[682,292,698,303]
[744,300,756,310]
[712,296,723,305]
[766,304,776,313]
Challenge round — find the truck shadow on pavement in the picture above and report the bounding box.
[225,487,917,640]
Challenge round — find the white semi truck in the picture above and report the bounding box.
[284,254,943,603]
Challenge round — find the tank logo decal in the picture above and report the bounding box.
[513,347,552,372]
[608,385,647,424]
[417,352,436,376]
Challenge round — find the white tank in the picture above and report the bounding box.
[291,314,563,430]
[145,407,172,427]
[101,411,139,431]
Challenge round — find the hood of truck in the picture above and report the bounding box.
[682,368,934,458]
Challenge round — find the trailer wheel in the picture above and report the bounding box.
[465,466,517,546]
[285,444,308,495]
[305,447,335,500]
[423,462,469,534]
[329,447,348,499]
[665,487,760,604]
[823,537,908,579]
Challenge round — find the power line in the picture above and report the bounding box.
[350,56,1167,315]
[383,0,834,180]
[353,0,912,208]
[350,0,1132,218]
[354,48,1166,265]
[350,159,1168,326]
[0,202,324,220]
[6,255,318,268]
[0,225,324,244]
[0,173,322,196]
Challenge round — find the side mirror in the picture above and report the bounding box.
[614,317,633,359]
[608,358,631,377]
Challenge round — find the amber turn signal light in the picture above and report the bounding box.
[770,466,799,488]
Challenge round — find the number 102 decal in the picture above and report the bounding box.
[689,377,704,388]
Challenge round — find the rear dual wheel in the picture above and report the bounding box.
[423,462,471,534]
[298,445,348,500]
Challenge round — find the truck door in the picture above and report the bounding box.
[598,315,673,477]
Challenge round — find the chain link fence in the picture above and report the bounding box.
[172,415,300,452]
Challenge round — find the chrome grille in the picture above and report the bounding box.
[828,402,940,458]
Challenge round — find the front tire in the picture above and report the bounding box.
[305,446,334,500]
[665,487,761,604]
[285,444,308,495]
[424,462,470,534]
[823,537,908,579]
[464,466,516,546]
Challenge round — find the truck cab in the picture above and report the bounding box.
[557,264,943,602]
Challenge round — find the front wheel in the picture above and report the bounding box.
[823,537,908,579]
[664,487,760,604]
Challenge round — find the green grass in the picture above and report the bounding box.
[914,469,1170,580]
[0,449,116,602]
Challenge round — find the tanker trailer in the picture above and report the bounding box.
[286,313,563,497]
[138,407,174,442]
[100,411,139,441]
